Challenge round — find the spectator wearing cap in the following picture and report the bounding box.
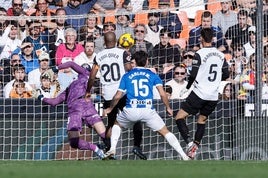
[18,41,40,74]
[28,52,51,89]
[114,8,134,39]
[158,0,182,39]
[35,71,59,98]
[55,27,84,65]
[243,26,256,58]
[145,11,163,46]
[64,0,98,30]
[151,28,180,82]
[9,79,32,98]
[3,64,32,98]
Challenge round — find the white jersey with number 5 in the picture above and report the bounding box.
[193,47,225,101]
[94,47,131,100]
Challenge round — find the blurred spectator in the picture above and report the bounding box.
[9,79,32,98]
[151,28,180,78]
[218,81,233,100]
[57,58,78,90]
[129,24,154,58]
[165,64,191,99]
[30,0,57,31]
[50,8,70,47]
[3,64,32,98]
[225,9,251,51]
[78,11,101,43]
[0,21,22,59]
[237,0,257,25]
[28,52,50,89]
[95,0,121,12]
[74,37,96,70]
[22,20,50,58]
[212,0,238,36]
[181,50,195,77]
[243,26,256,58]
[0,54,22,86]
[64,0,98,30]
[35,71,59,98]
[94,21,116,53]
[263,64,268,99]
[0,1,12,10]
[7,0,25,16]
[19,41,40,74]
[55,27,84,65]
[158,0,182,38]
[188,11,226,52]
[145,11,163,47]
[0,7,8,37]
[114,8,134,39]
[122,0,149,21]
[239,53,256,101]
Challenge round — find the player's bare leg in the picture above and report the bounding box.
[157,126,189,160]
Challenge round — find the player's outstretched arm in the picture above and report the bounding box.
[86,64,99,95]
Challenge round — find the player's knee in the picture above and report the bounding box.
[69,137,79,149]
[197,115,207,124]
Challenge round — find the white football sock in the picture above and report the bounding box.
[110,124,121,151]
[165,132,189,160]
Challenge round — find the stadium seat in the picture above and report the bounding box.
[169,38,187,49]
[207,0,222,14]
[104,10,116,24]
[134,13,149,25]
[176,10,191,39]
[149,0,175,9]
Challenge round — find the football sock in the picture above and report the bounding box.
[110,124,121,151]
[194,123,205,145]
[176,119,191,144]
[165,132,188,160]
[133,121,143,147]
[76,139,96,151]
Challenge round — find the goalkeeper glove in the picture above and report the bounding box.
[38,94,44,101]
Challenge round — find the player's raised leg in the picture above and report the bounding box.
[157,125,189,160]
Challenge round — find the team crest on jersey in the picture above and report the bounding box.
[126,55,131,61]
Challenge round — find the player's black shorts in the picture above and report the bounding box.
[103,95,127,127]
[181,91,218,117]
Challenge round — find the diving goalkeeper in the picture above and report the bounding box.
[38,61,106,159]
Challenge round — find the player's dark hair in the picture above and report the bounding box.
[200,28,213,43]
[133,51,148,67]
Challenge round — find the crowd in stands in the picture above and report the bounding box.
[0,0,268,102]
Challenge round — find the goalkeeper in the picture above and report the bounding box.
[38,61,106,159]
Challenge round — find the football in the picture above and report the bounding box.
[118,33,135,48]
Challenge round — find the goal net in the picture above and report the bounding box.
[0,0,268,160]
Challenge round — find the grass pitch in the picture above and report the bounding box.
[0,160,267,178]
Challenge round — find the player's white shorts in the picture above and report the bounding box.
[117,107,165,131]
